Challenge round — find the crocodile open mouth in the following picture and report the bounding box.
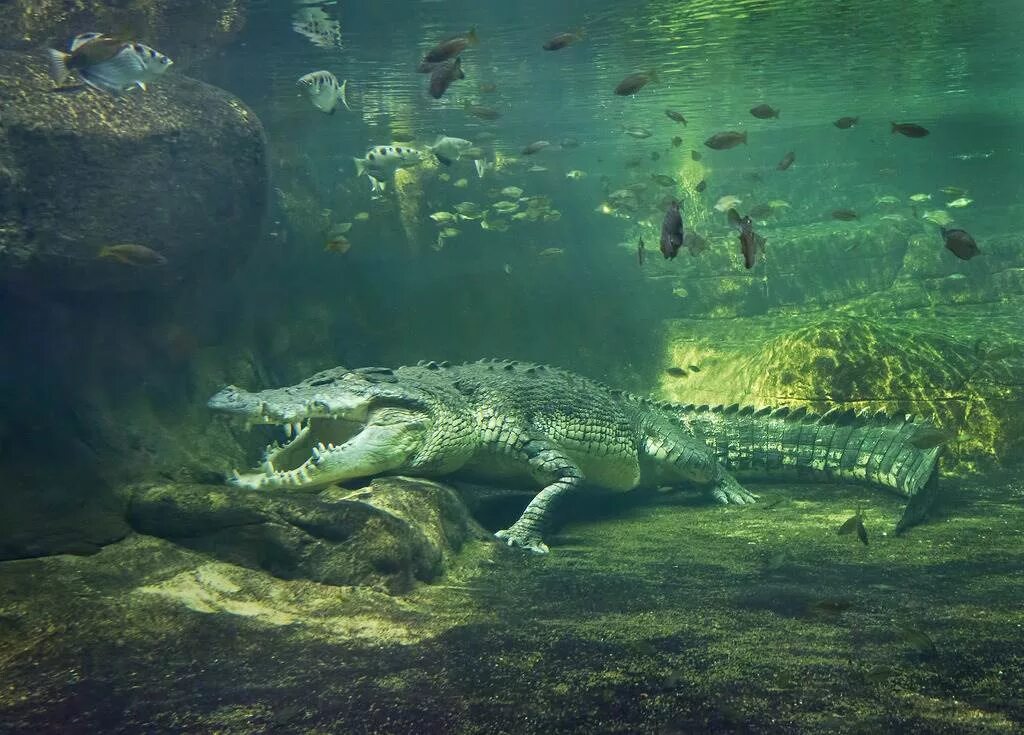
[232,416,364,488]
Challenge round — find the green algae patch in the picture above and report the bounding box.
[2,475,1022,733]
[663,304,1024,473]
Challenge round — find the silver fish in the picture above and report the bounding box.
[353,145,422,192]
[429,135,474,166]
[297,70,350,114]
[48,33,172,94]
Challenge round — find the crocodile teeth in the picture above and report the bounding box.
[293,422,302,436]
[231,469,241,481]
[262,459,275,476]
[284,423,294,439]
[311,447,321,461]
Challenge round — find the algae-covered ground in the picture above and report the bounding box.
[1,474,1022,734]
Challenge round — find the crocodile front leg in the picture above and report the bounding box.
[496,440,583,554]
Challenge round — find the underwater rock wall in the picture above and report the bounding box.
[0,50,268,291]
[0,0,246,70]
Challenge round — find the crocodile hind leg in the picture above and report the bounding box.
[495,441,584,554]
[646,429,758,505]
[707,466,758,505]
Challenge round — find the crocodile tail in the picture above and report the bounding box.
[674,403,941,504]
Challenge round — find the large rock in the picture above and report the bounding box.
[0,50,268,291]
[0,1,246,68]
[127,477,489,594]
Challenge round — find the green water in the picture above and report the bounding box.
[0,1,1022,733]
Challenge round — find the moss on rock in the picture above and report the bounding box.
[127,477,489,593]
[663,310,1024,472]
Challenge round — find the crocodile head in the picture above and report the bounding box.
[208,366,432,490]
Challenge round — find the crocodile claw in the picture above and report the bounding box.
[711,484,759,505]
[495,527,549,554]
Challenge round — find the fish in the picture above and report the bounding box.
[688,365,701,373]
[527,165,548,172]
[947,197,972,208]
[48,33,173,94]
[940,186,967,197]
[297,70,350,114]
[292,6,342,49]
[429,57,464,99]
[651,174,676,187]
[453,178,468,188]
[454,202,483,218]
[521,140,550,155]
[614,70,657,96]
[834,116,859,129]
[704,131,747,150]
[96,243,167,266]
[481,217,510,232]
[353,145,421,192]
[670,136,683,148]
[690,149,702,161]
[464,101,501,120]
[354,212,370,222]
[665,367,687,377]
[750,104,780,119]
[831,209,859,221]
[807,598,854,618]
[623,126,652,139]
[897,625,937,657]
[429,135,474,166]
[538,247,564,257]
[331,222,352,234]
[501,186,524,197]
[922,210,953,226]
[565,170,586,180]
[749,203,774,220]
[430,211,458,224]
[909,426,956,449]
[695,180,707,193]
[439,227,461,238]
[543,30,584,51]
[909,193,932,202]
[941,227,981,260]
[423,28,478,64]
[837,508,868,546]
[324,234,351,254]
[684,231,708,256]
[875,195,900,205]
[638,236,646,265]
[665,109,688,125]
[659,199,685,260]
[727,208,766,269]
[776,151,795,171]
[891,122,929,138]
[714,195,742,212]
[492,200,519,214]
[560,137,580,149]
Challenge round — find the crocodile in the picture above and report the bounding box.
[208,359,942,554]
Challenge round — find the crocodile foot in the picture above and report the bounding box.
[710,481,758,505]
[495,526,549,554]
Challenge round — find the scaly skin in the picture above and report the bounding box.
[208,360,941,553]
